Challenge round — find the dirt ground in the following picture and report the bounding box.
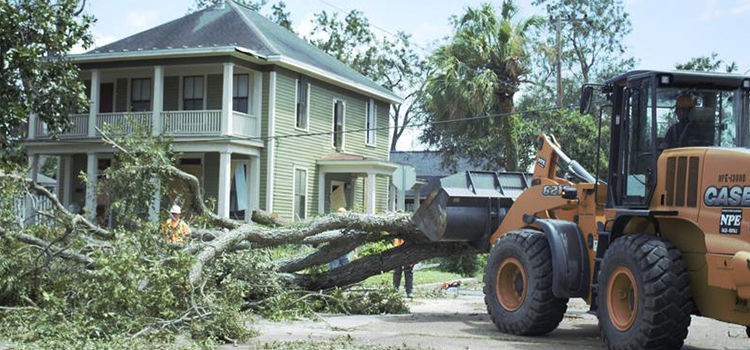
[240,285,750,350]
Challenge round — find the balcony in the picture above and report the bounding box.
[31,110,259,140]
[34,114,89,139]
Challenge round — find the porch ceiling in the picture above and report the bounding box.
[317,154,398,175]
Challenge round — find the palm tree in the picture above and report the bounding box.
[422,1,539,171]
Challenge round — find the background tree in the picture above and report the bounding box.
[532,0,632,85]
[0,0,93,165]
[675,52,738,73]
[190,0,266,12]
[269,1,293,32]
[420,1,540,171]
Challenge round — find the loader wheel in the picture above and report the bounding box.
[597,234,692,350]
[484,229,568,335]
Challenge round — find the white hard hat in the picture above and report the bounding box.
[170,205,182,214]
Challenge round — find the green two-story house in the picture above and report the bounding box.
[23,0,402,222]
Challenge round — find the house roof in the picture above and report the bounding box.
[390,151,496,198]
[389,151,496,177]
[73,1,402,104]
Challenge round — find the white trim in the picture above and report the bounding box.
[366,98,376,147]
[291,165,309,221]
[269,55,403,105]
[332,98,346,151]
[265,71,277,212]
[63,155,73,206]
[317,169,326,214]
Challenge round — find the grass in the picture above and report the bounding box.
[361,269,475,287]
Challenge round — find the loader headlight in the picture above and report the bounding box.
[561,186,578,200]
[742,79,750,90]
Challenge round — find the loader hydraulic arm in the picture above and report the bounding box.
[532,134,596,184]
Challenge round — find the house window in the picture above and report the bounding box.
[293,167,308,221]
[130,78,151,111]
[296,75,309,129]
[366,99,376,145]
[183,76,204,110]
[233,74,249,113]
[333,100,345,150]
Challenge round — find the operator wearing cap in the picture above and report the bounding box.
[662,94,696,149]
[162,205,191,243]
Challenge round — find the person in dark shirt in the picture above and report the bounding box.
[662,94,695,149]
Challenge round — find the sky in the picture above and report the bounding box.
[78,0,750,149]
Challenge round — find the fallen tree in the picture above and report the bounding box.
[0,128,481,348]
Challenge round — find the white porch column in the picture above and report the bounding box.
[55,156,63,199]
[221,63,234,136]
[389,184,396,212]
[24,154,40,225]
[152,66,164,135]
[28,114,37,139]
[366,172,377,215]
[217,151,232,218]
[397,186,406,211]
[85,152,98,220]
[318,170,326,214]
[248,156,260,221]
[62,155,73,207]
[414,184,422,208]
[88,70,100,137]
[149,178,161,222]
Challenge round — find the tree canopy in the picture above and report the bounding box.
[420,1,540,171]
[675,52,738,73]
[0,0,93,165]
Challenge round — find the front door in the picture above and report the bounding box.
[330,180,348,212]
[99,83,114,113]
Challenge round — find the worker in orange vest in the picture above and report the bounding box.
[162,205,191,243]
[393,238,414,298]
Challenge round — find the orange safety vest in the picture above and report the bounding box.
[162,219,191,243]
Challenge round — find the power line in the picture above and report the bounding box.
[181,104,575,144]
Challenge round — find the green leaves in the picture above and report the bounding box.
[421,1,537,171]
[0,0,93,164]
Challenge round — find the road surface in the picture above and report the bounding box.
[245,289,750,350]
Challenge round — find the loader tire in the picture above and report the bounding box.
[597,234,692,350]
[483,229,568,335]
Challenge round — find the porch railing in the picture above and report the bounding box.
[34,114,89,138]
[96,112,152,135]
[162,110,222,135]
[232,111,259,138]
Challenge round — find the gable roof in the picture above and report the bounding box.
[72,1,402,104]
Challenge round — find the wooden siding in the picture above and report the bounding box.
[270,68,392,220]
[206,74,222,110]
[115,78,127,112]
[163,76,179,111]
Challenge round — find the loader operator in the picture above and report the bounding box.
[662,94,695,149]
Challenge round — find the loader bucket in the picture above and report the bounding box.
[411,171,529,248]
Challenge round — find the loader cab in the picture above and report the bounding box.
[603,70,750,208]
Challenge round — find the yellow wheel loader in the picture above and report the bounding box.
[412,70,750,350]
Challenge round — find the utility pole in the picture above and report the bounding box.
[556,16,563,108]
